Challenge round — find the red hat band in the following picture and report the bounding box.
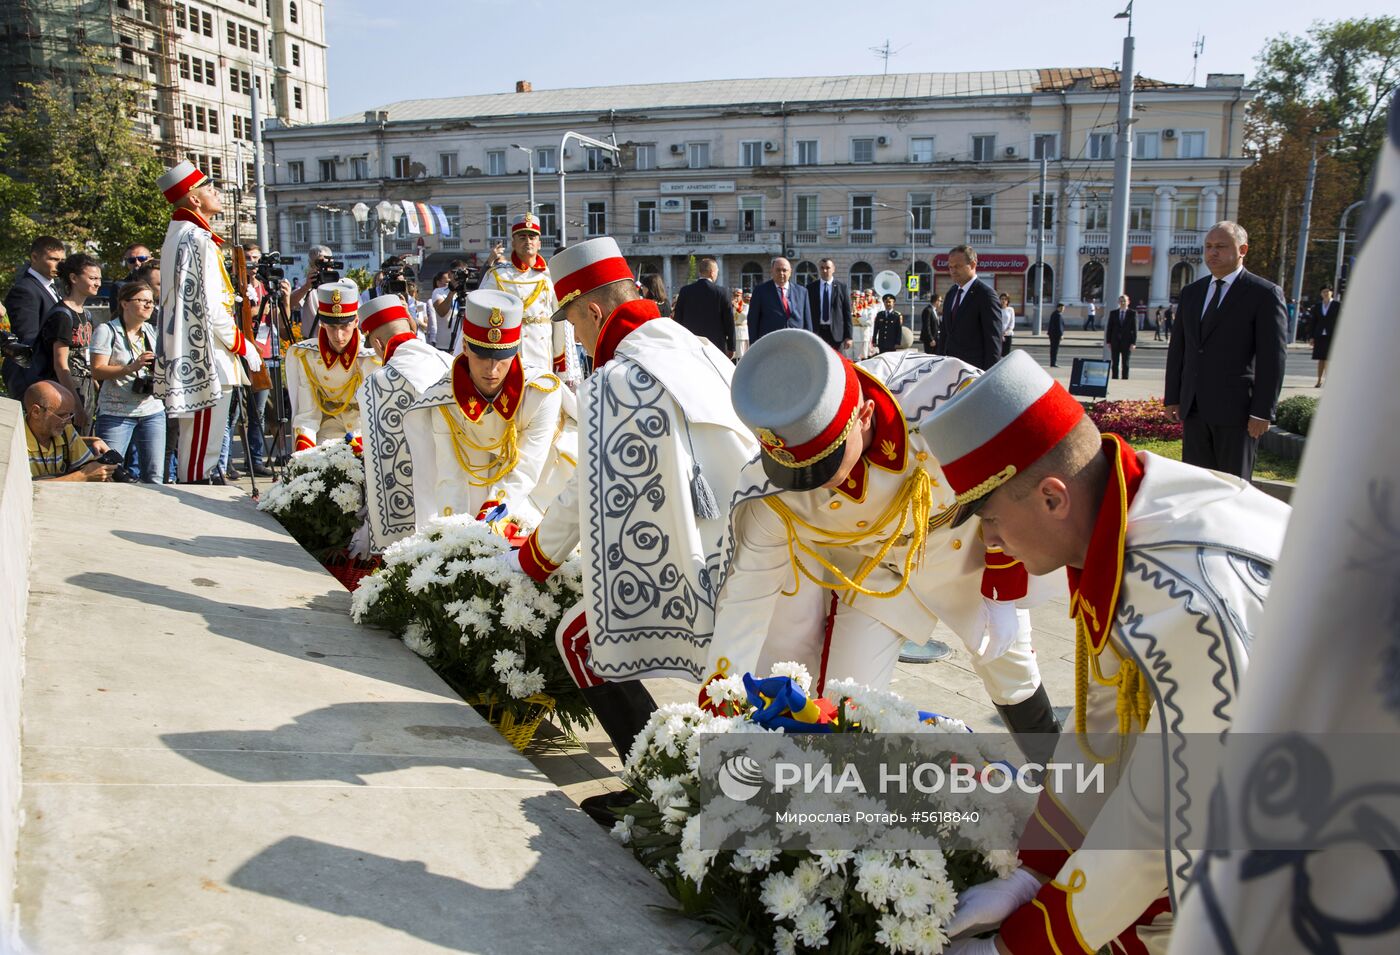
[163,168,208,203]
[554,256,635,309]
[758,360,861,469]
[941,384,1085,504]
[360,302,412,336]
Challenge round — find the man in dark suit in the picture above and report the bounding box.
[805,257,852,352]
[747,256,812,343]
[934,245,1001,370]
[1104,293,1138,379]
[1047,302,1065,367]
[3,235,65,395]
[672,256,735,356]
[1165,221,1288,480]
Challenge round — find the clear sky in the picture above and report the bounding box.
[325,0,1387,119]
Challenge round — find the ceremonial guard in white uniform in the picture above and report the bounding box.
[480,214,579,384]
[707,329,1058,752]
[356,294,452,550]
[286,280,378,451]
[923,352,1290,955]
[514,236,758,769]
[152,160,263,483]
[409,288,569,526]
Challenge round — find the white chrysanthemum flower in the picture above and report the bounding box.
[329,483,360,514]
[926,875,957,922]
[890,866,934,919]
[349,571,387,621]
[768,660,813,693]
[792,901,835,948]
[814,847,854,875]
[791,859,825,897]
[400,623,434,658]
[855,857,896,907]
[773,926,797,955]
[759,872,805,921]
[610,814,634,845]
[676,845,717,885]
[503,669,530,699]
[499,598,543,635]
[875,913,916,953]
[909,914,949,955]
[517,668,545,697]
[491,649,523,674]
[704,674,749,707]
[736,846,778,872]
[986,849,1020,880]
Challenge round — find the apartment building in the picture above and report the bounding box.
[264,69,1254,313]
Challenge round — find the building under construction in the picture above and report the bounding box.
[0,0,328,237]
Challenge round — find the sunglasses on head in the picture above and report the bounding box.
[126,254,151,265]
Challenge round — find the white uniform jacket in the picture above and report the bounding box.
[358,336,452,550]
[518,299,757,680]
[286,328,379,450]
[409,354,566,526]
[481,256,580,387]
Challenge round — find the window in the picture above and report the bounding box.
[1081,261,1104,303]
[1027,263,1054,304]
[119,34,135,64]
[291,43,300,67]
[293,214,309,245]
[740,262,764,292]
[349,156,369,179]
[293,86,303,110]
[289,1,298,23]
[740,140,764,167]
[1173,195,1199,232]
[910,193,933,232]
[1030,192,1056,230]
[795,195,819,232]
[1032,133,1059,160]
[634,143,655,170]
[1135,131,1160,160]
[1088,132,1113,160]
[201,10,212,36]
[392,155,411,179]
[175,5,186,28]
[487,203,508,242]
[688,198,710,233]
[1129,193,1153,231]
[1179,130,1205,159]
[969,194,993,232]
[227,21,236,44]
[738,196,762,232]
[795,139,819,166]
[909,136,935,163]
[850,195,874,232]
[1170,262,1194,299]
[635,200,657,234]
[244,163,255,189]
[250,28,259,53]
[537,203,557,240]
[971,134,996,162]
[179,53,190,79]
[231,114,243,139]
[586,146,609,171]
[486,149,505,176]
[586,201,606,237]
[443,205,461,239]
[795,261,819,286]
[323,211,340,244]
[851,138,875,164]
[686,142,709,169]
[1083,195,1110,231]
[535,147,556,172]
[850,262,874,292]
[287,160,304,184]
[439,152,458,177]
[181,104,193,128]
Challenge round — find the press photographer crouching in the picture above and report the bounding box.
[89,281,166,482]
[289,246,342,338]
[23,380,119,482]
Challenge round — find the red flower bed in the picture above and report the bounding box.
[1085,398,1183,441]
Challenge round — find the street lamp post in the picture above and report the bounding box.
[556,131,620,250]
[509,144,536,215]
[876,202,917,322]
[351,200,402,269]
[1289,133,1339,340]
[1104,2,1136,310]
[1334,198,1368,294]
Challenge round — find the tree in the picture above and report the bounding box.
[0,50,168,288]
[1241,17,1399,296]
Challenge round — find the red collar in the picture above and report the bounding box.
[510,252,547,272]
[1066,434,1145,656]
[382,332,416,364]
[172,207,224,247]
[451,353,524,423]
[593,298,660,366]
[833,366,909,502]
[317,327,359,370]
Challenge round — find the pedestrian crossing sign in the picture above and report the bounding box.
[906,275,920,293]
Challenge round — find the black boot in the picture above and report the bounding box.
[995,684,1060,766]
[579,680,658,763]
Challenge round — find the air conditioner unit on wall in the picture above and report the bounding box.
[887,249,902,261]
[763,141,778,152]
[670,144,684,155]
[713,217,727,229]
[1163,128,1178,139]
[1004,146,1018,158]
[784,247,797,259]
[877,135,889,146]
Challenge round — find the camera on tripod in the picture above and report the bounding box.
[448,265,480,296]
[0,331,33,368]
[383,262,417,297]
[311,253,344,286]
[255,251,288,283]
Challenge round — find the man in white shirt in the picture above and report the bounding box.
[805,258,853,352]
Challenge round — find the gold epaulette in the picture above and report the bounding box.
[525,372,561,394]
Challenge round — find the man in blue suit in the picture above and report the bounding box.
[747,256,812,344]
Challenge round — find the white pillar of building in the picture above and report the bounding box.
[1200,187,1222,230]
[661,256,674,296]
[307,207,322,248]
[1150,187,1176,306]
[712,254,725,289]
[1061,187,1083,305]
[276,209,291,253]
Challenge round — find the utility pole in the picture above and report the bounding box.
[1334,199,1368,294]
[1104,2,1136,310]
[1276,188,1291,289]
[1289,135,1333,342]
[1033,154,1048,335]
[251,76,269,250]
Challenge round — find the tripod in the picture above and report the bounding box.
[444,284,469,352]
[252,280,296,473]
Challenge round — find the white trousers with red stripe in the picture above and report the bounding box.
[555,602,603,689]
[175,389,232,483]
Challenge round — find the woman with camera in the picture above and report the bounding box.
[43,253,103,432]
[89,281,166,483]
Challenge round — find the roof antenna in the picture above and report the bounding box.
[1190,33,1206,85]
[869,39,908,76]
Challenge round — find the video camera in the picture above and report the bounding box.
[309,253,344,286]
[383,262,416,297]
[448,265,481,296]
[255,250,288,283]
[0,331,33,368]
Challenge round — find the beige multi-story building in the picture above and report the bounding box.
[1,0,328,236]
[264,69,1254,315]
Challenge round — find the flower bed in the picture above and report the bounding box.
[615,665,1021,954]
[1084,398,1182,442]
[351,516,592,739]
[258,440,365,561]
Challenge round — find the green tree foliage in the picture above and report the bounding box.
[1242,17,1400,295]
[0,50,168,288]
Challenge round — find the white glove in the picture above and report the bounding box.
[243,347,263,373]
[943,938,1001,955]
[943,867,1041,938]
[972,599,1024,662]
[348,519,373,560]
[498,549,524,576]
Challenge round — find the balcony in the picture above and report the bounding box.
[1172,231,1201,248]
[736,230,756,244]
[911,230,934,247]
[1083,231,1109,246]
[685,231,707,243]
[1026,229,1058,247]
[631,232,652,244]
[968,231,995,247]
[792,231,818,245]
[1128,231,1153,246]
[850,231,875,245]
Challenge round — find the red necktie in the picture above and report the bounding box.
[779,285,790,314]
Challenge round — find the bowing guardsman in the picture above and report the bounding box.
[286,280,378,451]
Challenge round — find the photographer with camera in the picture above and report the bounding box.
[290,245,340,338]
[430,259,482,352]
[89,281,166,482]
[23,380,117,482]
[286,280,378,451]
